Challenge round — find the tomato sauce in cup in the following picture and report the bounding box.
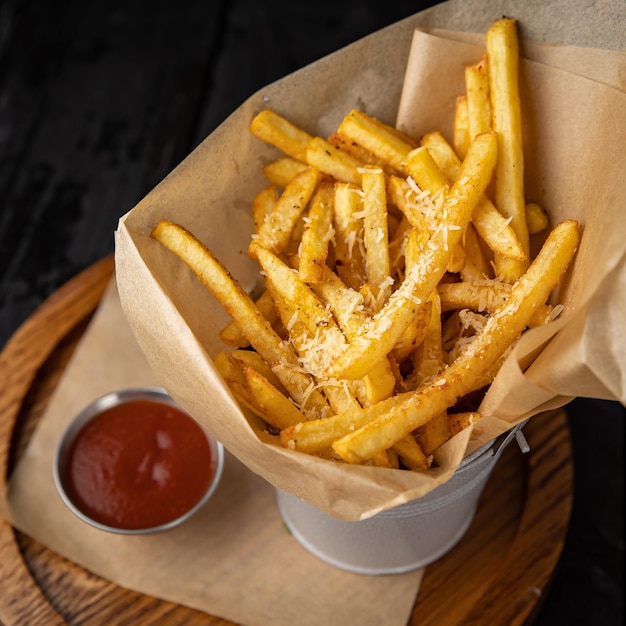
[54,389,223,533]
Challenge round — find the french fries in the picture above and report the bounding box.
[486,17,530,281]
[337,109,416,175]
[331,219,579,463]
[250,166,320,255]
[419,130,527,262]
[150,220,329,417]
[298,181,335,284]
[151,18,579,471]
[249,109,312,161]
[326,131,498,381]
[465,56,492,141]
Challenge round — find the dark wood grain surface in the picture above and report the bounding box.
[1,0,623,624]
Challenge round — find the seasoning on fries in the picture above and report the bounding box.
[150,18,579,470]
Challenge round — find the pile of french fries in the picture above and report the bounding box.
[151,18,579,470]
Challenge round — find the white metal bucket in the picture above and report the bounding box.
[276,426,526,575]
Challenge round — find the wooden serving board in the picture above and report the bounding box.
[0,257,573,626]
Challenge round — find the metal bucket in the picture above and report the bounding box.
[276,426,526,575]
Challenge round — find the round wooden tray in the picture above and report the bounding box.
[0,256,573,625]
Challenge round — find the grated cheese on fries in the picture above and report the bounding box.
[150,18,579,471]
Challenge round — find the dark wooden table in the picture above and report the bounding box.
[1,0,623,624]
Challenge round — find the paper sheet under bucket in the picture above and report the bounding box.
[276,425,526,575]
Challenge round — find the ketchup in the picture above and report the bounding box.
[64,400,215,530]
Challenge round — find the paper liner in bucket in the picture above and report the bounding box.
[115,18,626,522]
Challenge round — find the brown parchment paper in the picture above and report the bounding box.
[113,15,626,523]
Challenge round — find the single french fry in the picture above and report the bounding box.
[327,131,390,170]
[305,136,365,184]
[393,435,432,470]
[437,279,553,327]
[325,132,498,381]
[332,182,368,289]
[338,109,415,174]
[465,55,492,140]
[392,298,432,363]
[250,166,321,255]
[222,378,267,421]
[250,109,313,162]
[394,226,432,362]
[404,227,429,276]
[460,222,493,282]
[413,292,444,385]
[418,131,461,177]
[299,181,335,284]
[251,185,278,234]
[410,293,450,447]
[242,366,308,430]
[486,18,530,281]
[416,412,481,456]
[219,289,284,347]
[359,359,397,406]
[414,412,450,456]
[453,94,470,160]
[262,157,309,188]
[438,280,511,313]
[230,348,287,394]
[447,240,467,274]
[331,219,579,463]
[526,201,549,234]
[213,350,246,386]
[361,167,392,292]
[151,220,328,415]
[405,146,449,193]
[388,214,412,277]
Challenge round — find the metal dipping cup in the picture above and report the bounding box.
[54,387,224,535]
